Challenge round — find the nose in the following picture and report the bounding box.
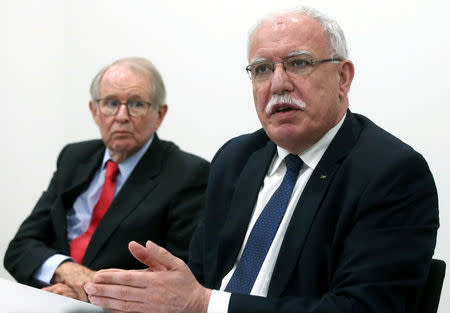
[115,103,130,122]
[270,63,294,95]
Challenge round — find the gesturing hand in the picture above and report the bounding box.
[84,240,212,313]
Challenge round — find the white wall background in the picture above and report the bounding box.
[1,0,449,311]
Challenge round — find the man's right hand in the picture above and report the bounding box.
[85,241,212,313]
[47,261,95,302]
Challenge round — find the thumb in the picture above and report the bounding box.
[128,241,166,271]
[128,240,182,271]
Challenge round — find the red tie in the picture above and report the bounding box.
[70,160,119,263]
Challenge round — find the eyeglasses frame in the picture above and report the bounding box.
[245,56,344,81]
[95,98,153,117]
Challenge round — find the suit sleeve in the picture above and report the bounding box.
[165,157,209,263]
[188,218,206,284]
[228,151,438,313]
[3,146,69,287]
[188,139,234,285]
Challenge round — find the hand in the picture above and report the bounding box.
[51,261,95,302]
[42,283,78,299]
[84,240,212,313]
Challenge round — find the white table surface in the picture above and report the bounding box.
[0,277,105,313]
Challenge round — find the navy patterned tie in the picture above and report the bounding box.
[225,154,303,294]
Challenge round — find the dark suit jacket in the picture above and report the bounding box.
[5,134,209,287]
[188,111,439,313]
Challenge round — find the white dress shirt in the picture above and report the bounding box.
[207,115,345,313]
[33,136,153,285]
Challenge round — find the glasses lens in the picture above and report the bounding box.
[100,99,120,116]
[127,101,148,117]
[285,57,313,76]
[249,63,273,81]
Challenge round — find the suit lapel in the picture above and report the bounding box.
[268,111,360,296]
[82,135,164,266]
[62,145,105,200]
[52,145,104,253]
[214,140,276,285]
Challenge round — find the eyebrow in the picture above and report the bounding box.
[101,94,147,100]
[249,57,270,66]
[249,50,313,65]
[286,50,313,58]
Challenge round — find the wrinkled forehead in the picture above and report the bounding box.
[249,13,330,61]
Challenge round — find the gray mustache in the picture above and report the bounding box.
[265,95,306,113]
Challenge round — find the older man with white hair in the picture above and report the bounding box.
[5,56,209,302]
[85,7,438,313]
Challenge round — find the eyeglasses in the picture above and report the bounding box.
[95,98,152,117]
[245,55,343,81]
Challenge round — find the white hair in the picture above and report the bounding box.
[248,6,348,60]
[90,56,166,109]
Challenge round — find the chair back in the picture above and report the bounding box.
[419,258,446,313]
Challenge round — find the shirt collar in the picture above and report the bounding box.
[268,113,346,176]
[102,135,154,180]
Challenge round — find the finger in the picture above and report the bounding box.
[85,282,146,303]
[42,283,65,292]
[73,286,89,302]
[43,285,61,294]
[128,241,166,271]
[97,268,152,276]
[97,268,129,274]
[146,240,186,270]
[91,271,152,288]
[43,283,78,299]
[88,295,144,312]
[129,240,182,271]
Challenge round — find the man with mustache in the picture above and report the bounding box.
[85,7,439,313]
[4,57,209,302]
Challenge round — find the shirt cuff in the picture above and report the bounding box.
[33,254,72,285]
[207,289,232,313]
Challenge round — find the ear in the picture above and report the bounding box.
[89,100,100,126]
[338,60,355,103]
[155,104,168,129]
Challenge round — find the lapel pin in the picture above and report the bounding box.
[320,175,327,179]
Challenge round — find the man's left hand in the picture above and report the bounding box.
[84,240,212,313]
[42,282,78,299]
[51,261,95,302]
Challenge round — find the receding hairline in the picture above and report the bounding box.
[247,7,348,60]
[90,56,166,109]
[248,14,323,53]
[100,63,151,89]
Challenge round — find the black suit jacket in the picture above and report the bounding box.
[188,111,439,313]
[5,134,209,287]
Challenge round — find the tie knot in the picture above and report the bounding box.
[105,161,119,180]
[285,154,302,174]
